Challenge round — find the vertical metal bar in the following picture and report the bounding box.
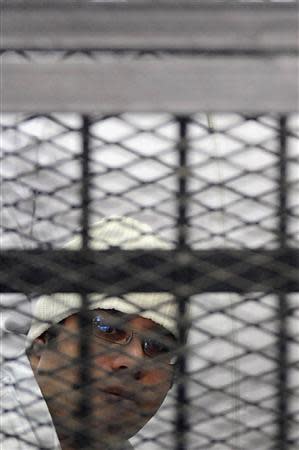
[175,116,190,450]
[81,115,91,252]
[276,115,290,450]
[279,116,288,249]
[74,115,93,449]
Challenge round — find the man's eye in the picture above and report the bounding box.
[94,317,116,333]
[144,339,170,357]
[97,324,115,334]
[93,316,127,342]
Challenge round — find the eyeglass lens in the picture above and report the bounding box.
[92,312,175,362]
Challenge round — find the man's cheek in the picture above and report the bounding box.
[90,352,117,370]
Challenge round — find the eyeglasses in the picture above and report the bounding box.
[92,311,177,365]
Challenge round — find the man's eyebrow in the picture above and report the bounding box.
[92,309,131,323]
[92,309,123,318]
[93,309,177,341]
[94,308,123,315]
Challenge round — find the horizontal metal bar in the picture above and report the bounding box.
[2,57,298,113]
[2,2,298,52]
[0,248,298,294]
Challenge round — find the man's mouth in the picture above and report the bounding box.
[71,382,140,404]
[104,386,137,403]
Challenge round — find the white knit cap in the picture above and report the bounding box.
[26,216,176,347]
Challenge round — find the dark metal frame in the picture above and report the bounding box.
[2,2,298,113]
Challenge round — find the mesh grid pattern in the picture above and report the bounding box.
[3,113,298,249]
[1,112,298,450]
[1,2,298,449]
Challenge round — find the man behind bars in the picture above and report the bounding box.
[3,217,177,450]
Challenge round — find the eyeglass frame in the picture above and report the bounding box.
[33,309,178,367]
[91,310,178,366]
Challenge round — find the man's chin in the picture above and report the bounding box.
[48,393,157,444]
[54,419,129,446]
[53,409,146,441]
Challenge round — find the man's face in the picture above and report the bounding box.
[29,309,175,449]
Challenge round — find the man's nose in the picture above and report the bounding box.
[110,335,145,373]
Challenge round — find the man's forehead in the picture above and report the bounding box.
[92,308,176,339]
[92,308,157,327]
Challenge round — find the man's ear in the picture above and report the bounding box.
[28,335,47,371]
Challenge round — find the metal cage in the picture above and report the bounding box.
[1,2,298,450]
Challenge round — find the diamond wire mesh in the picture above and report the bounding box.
[1,111,298,450]
[1,26,299,448]
[2,113,298,248]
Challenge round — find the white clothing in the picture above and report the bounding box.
[1,296,58,448]
[0,342,61,450]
